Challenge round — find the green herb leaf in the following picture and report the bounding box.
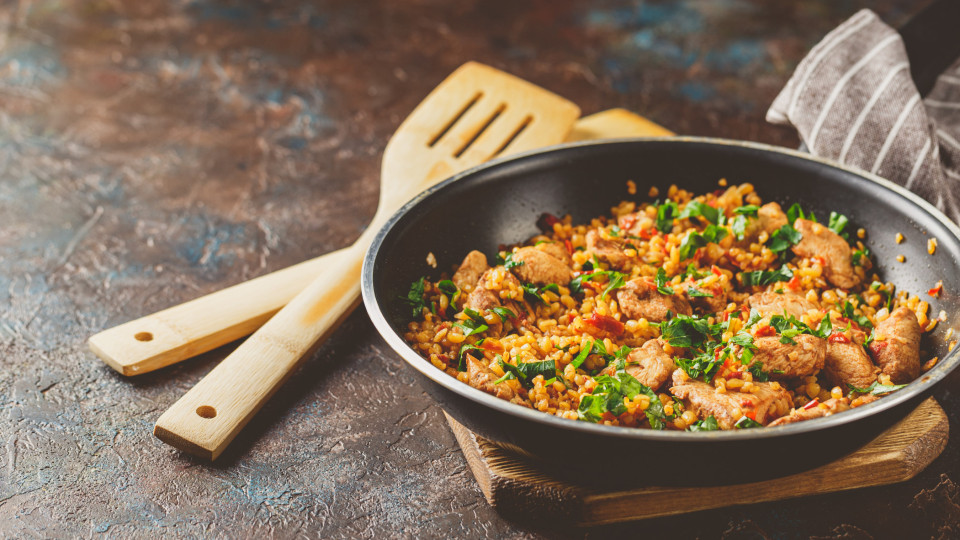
[679,224,728,260]
[740,264,794,287]
[731,214,749,241]
[457,342,485,371]
[659,314,723,349]
[492,371,516,385]
[655,201,679,233]
[735,416,762,429]
[495,252,525,269]
[852,246,871,266]
[842,300,874,330]
[401,277,430,318]
[733,205,760,216]
[828,211,849,237]
[679,200,720,225]
[846,381,908,395]
[686,287,714,298]
[747,361,771,382]
[490,306,516,322]
[497,355,556,388]
[767,224,803,253]
[655,268,675,295]
[688,415,719,432]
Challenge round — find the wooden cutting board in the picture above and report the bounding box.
[446,398,948,526]
[444,108,950,526]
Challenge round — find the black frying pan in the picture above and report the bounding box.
[361,138,960,484]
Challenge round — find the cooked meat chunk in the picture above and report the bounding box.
[465,356,530,407]
[748,290,819,319]
[736,202,789,245]
[823,338,879,389]
[744,335,826,379]
[714,186,744,213]
[452,250,489,291]
[510,246,573,286]
[535,240,573,266]
[791,219,860,288]
[623,339,676,391]
[768,398,850,426]
[464,286,503,335]
[585,230,630,270]
[616,278,693,322]
[757,202,789,235]
[683,278,731,315]
[870,307,922,383]
[670,371,793,429]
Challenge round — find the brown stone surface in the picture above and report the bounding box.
[1,0,957,537]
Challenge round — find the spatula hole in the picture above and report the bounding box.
[196,406,217,419]
[454,103,506,158]
[428,92,482,148]
[134,332,154,342]
[490,115,533,158]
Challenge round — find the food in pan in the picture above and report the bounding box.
[401,181,941,431]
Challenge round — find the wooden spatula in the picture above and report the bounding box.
[151,62,581,460]
[88,107,669,377]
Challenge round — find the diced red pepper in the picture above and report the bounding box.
[869,340,888,357]
[707,200,719,207]
[727,371,743,379]
[754,325,776,337]
[481,340,504,352]
[584,313,625,337]
[814,256,826,267]
[601,411,617,422]
[742,407,757,419]
[828,333,850,344]
[928,284,943,297]
[711,265,723,276]
[787,275,801,291]
[803,399,820,410]
[620,214,637,231]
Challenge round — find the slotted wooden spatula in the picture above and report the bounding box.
[152,62,580,460]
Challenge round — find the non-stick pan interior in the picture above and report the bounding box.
[363,138,960,481]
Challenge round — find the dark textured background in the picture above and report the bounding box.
[2,0,958,538]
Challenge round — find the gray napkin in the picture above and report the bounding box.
[767,9,960,224]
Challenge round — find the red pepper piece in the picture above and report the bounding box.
[828,333,850,344]
[803,399,820,410]
[754,325,776,337]
[584,313,625,337]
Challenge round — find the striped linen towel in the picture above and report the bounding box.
[767,9,960,223]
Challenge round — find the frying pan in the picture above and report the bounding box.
[361,137,960,484]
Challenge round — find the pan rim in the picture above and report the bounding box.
[362,136,960,442]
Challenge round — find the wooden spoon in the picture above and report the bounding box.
[151,62,580,460]
[88,107,669,377]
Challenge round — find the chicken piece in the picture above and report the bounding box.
[463,286,503,335]
[585,229,630,270]
[791,218,860,288]
[534,240,573,266]
[748,290,819,320]
[623,339,676,392]
[452,250,490,292]
[465,356,530,407]
[683,277,732,315]
[670,371,793,429]
[823,337,880,390]
[510,246,573,286]
[870,307,922,383]
[714,186,744,213]
[616,278,693,323]
[768,398,850,426]
[742,335,826,379]
[736,202,789,245]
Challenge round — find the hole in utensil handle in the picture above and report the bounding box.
[196,406,217,419]
[135,332,154,342]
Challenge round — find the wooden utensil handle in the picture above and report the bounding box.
[153,242,366,460]
[89,109,673,377]
[88,247,353,375]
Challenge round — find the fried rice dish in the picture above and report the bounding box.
[401,181,941,431]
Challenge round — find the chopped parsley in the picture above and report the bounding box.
[828,211,850,239]
[578,370,667,429]
[454,308,489,336]
[655,268,675,295]
[842,300,874,330]
[740,264,794,287]
[688,415,719,432]
[686,287,714,298]
[497,355,556,388]
[495,252,525,270]
[655,201,679,233]
[678,200,720,225]
[658,313,723,349]
[847,381,908,395]
[570,270,626,300]
[490,306,516,323]
[735,417,762,429]
[402,277,430,318]
[731,214,749,240]
[522,282,560,304]
[767,224,803,254]
[733,205,760,216]
[457,342,485,371]
[786,202,817,224]
[852,246,871,266]
[679,224,728,260]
